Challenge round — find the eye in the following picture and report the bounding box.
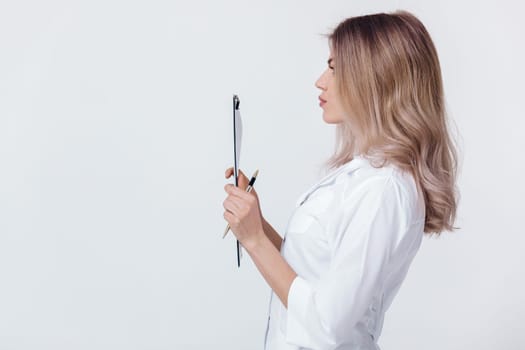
[327,58,334,71]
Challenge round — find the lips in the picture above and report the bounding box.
[319,96,327,103]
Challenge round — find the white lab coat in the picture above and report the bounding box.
[263,154,426,350]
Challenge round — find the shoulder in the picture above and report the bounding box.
[336,156,425,225]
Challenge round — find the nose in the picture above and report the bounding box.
[315,69,328,90]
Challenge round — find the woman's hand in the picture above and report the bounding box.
[223,167,265,250]
[224,167,263,219]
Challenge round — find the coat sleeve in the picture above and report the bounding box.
[284,175,413,349]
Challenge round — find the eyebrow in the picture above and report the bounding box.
[327,58,333,65]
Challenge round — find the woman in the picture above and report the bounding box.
[222,10,459,350]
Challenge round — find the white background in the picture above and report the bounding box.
[1,0,524,349]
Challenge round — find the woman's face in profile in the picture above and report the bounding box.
[315,52,346,124]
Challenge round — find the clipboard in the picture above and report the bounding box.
[232,94,243,267]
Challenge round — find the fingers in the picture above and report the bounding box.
[225,166,247,175]
[223,196,241,214]
[224,184,257,204]
[224,183,246,198]
[225,167,240,178]
[225,168,259,195]
[224,167,249,181]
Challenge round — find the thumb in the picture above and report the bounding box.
[238,169,249,179]
[237,169,251,188]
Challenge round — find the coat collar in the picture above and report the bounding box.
[295,154,369,207]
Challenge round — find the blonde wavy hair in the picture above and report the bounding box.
[322,10,460,235]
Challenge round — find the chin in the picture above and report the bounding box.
[323,113,342,124]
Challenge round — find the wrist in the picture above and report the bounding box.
[261,217,269,235]
[243,228,268,253]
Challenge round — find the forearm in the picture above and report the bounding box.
[262,218,284,251]
[244,232,297,309]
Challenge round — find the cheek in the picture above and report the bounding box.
[332,89,347,115]
[334,99,346,116]
[328,82,342,107]
[326,101,346,123]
